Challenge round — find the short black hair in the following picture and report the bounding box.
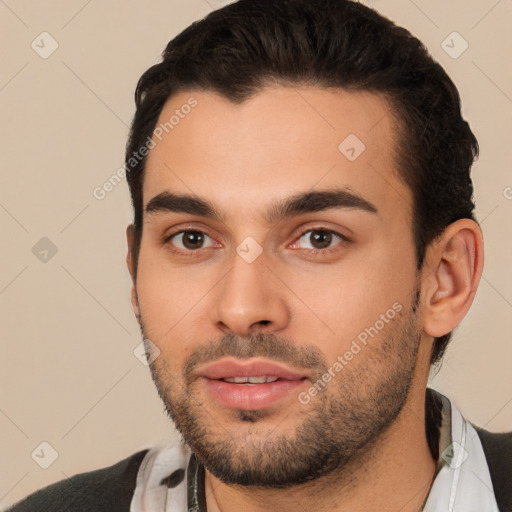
[125,0,478,365]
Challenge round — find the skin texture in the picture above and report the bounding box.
[126,87,484,512]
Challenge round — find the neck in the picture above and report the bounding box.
[204,382,436,512]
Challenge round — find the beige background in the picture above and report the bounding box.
[1,0,511,508]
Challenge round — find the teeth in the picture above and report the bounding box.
[248,376,268,384]
[222,376,280,384]
[222,377,247,383]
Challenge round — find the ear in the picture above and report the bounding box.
[421,219,484,338]
[126,224,140,320]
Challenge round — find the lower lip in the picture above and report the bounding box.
[203,378,307,410]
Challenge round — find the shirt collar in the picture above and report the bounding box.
[187,454,206,512]
[421,389,498,511]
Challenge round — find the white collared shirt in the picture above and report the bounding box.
[131,391,499,512]
[422,393,498,511]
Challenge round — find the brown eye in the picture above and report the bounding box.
[169,230,214,251]
[309,231,333,249]
[294,229,347,251]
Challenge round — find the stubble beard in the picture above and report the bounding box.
[143,300,422,489]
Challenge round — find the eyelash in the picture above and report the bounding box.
[163,227,351,257]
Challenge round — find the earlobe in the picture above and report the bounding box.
[126,224,136,281]
[422,219,484,338]
[126,224,140,320]
[130,287,141,322]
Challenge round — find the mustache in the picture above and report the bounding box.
[183,333,327,382]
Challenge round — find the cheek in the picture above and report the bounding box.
[135,249,207,354]
[287,243,415,361]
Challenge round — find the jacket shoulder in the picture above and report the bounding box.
[475,427,512,512]
[7,449,149,512]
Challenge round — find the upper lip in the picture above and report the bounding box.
[197,358,310,381]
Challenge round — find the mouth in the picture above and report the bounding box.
[221,376,282,384]
[197,358,310,411]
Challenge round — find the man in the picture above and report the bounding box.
[8,0,511,511]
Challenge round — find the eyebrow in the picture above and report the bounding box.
[145,188,378,223]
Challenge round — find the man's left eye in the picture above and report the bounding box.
[293,230,347,250]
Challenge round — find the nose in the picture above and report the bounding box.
[212,251,290,337]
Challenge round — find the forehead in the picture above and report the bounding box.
[142,86,411,223]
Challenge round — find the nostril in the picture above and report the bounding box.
[258,320,271,326]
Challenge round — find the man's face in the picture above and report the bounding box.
[130,87,427,486]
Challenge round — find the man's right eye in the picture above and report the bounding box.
[166,230,217,251]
